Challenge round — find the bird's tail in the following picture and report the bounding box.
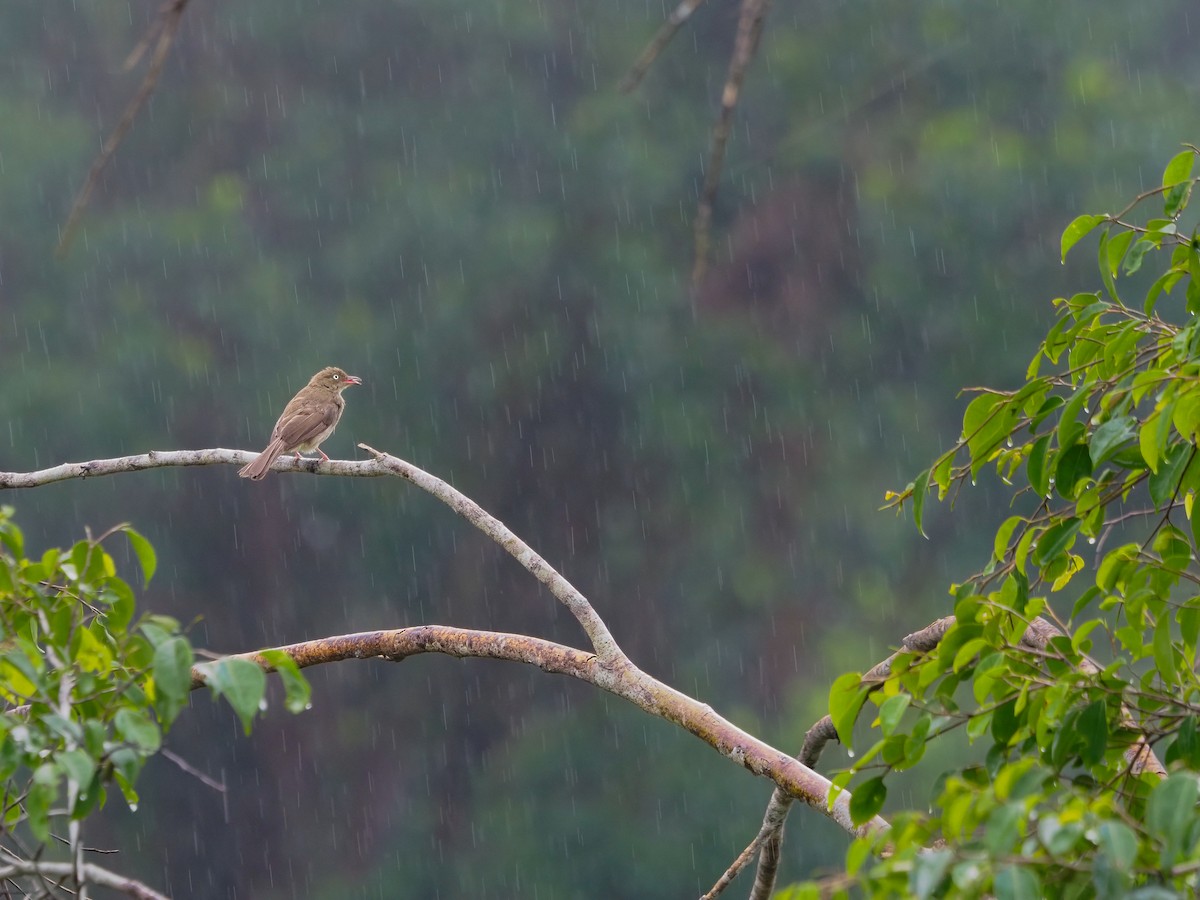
[238,439,286,480]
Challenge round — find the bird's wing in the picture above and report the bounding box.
[274,403,338,450]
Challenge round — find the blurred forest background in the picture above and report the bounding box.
[1,1,1197,896]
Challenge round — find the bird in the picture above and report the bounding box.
[238,366,362,480]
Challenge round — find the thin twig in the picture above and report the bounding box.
[57,0,191,256]
[159,749,226,794]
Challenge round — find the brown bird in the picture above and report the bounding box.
[238,366,362,481]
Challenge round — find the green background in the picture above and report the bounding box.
[1,1,1196,895]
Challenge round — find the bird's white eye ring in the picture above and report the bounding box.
[333,373,340,379]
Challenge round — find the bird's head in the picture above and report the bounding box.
[311,366,363,392]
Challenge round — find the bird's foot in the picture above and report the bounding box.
[317,449,331,462]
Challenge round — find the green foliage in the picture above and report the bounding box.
[831,149,1200,895]
[0,507,305,877]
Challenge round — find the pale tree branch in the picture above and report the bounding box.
[1,445,622,658]
[0,860,169,900]
[0,448,334,489]
[190,623,889,839]
[1,448,890,842]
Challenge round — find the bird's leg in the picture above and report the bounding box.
[317,449,331,461]
[294,452,303,460]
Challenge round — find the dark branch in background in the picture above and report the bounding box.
[619,0,774,291]
[618,0,709,93]
[56,0,190,256]
[691,0,772,289]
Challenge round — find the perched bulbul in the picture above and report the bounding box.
[238,366,362,481]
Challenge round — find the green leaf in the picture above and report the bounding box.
[910,848,952,899]
[1089,415,1136,465]
[985,803,1025,855]
[1061,214,1105,262]
[912,467,930,538]
[993,516,1024,564]
[962,394,1014,479]
[1153,615,1180,687]
[259,649,312,714]
[1154,524,1192,573]
[1181,599,1200,650]
[1104,229,1135,278]
[57,749,97,794]
[27,764,58,843]
[1057,387,1091,451]
[109,747,142,809]
[1149,443,1191,507]
[1098,230,1119,302]
[1173,389,1200,442]
[1123,237,1155,276]
[1076,700,1108,766]
[1094,821,1137,900]
[1145,269,1185,315]
[848,775,886,825]
[829,672,868,749]
[122,527,157,587]
[102,578,136,632]
[115,707,162,754]
[931,453,954,498]
[1026,435,1052,498]
[153,637,195,727]
[1165,181,1191,218]
[1168,717,1200,769]
[1033,517,1081,566]
[200,657,268,734]
[1054,444,1093,500]
[1147,772,1199,868]
[1140,412,1165,474]
[1162,149,1196,188]
[876,694,910,738]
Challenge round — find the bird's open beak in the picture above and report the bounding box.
[345,375,363,386]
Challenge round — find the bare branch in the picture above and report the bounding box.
[0,448,384,489]
[1,444,621,657]
[0,860,168,900]
[619,0,709,93]
[159,749,226,794]
[57,0,191,255]
[692,0,773,290]
[190,624,889,838]
[3,448,891,839]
